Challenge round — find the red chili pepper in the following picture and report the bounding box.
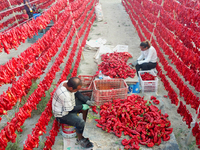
[163,134,170,141]
[153,99,160,105]
[165,128,173,134]
[147,142,154,147]
[91,106,98,114]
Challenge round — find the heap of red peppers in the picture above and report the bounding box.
[95,94,172,149]
[96,52,136,79]
[140,72,156,81]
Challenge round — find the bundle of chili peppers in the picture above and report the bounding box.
[192,122,200,148]
[95,94,172,149]
[96,52,136,79]
[177,101,193,128]
[140,72,156,81]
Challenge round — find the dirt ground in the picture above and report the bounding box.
[0,0,199,150]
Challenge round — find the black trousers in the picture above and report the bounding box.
[27,11,33,19]
[136,62,157,76]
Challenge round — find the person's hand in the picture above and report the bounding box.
[86,100,95,106]
[128,63,133,67]
[82,104,90,110]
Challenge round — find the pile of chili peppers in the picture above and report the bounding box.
[140,72,156,81]
[95,94,172,149]
[96,52,136,79]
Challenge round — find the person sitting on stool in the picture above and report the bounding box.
[52,77,94,149]
[131,40,157,76]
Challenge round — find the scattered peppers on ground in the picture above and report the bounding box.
[95,94,173,149]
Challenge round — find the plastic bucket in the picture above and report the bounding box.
[127,82,140,94]
[61,124,76,139]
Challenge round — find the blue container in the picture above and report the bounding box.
[27,30,45,43]
[128,82,140,94]
[33,13,41,19]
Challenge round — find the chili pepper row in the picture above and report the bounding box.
[154,38,199,111]
[0,4,95,147]
[123,0,199,111]
[0,0,88,115]
[162,0,200,31]
[0,0,69,54]
[0,0,24,13]
[43,119,60,150]
[22,23,76,149]
[96,52,136,79]
[177,101,193,128]
[129,0,200,73]
[133,1,200,92]
[0,0,53,30]
[0,0,86,87]
[0,15,75,149]
[0,15,74,116]
[123,0,196,131]
[155,28,200,92]
[42,14,96,150]
[142,0,200,56]
[95,94,172,149]
[192,122,200,148]
[156,20,200,74]
[140,72,156,81]
[156,64,179,106]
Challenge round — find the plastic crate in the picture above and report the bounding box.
[78,75,94,90]
[138,70,158,93]
[93,79,128,105]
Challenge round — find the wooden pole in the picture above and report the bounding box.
[7,0,19,26]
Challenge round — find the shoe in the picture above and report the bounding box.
[77,137,93,148]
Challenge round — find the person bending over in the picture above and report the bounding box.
[52,77,95,148]
[131,40,157,76]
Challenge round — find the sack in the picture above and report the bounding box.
[95,3,103,21]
